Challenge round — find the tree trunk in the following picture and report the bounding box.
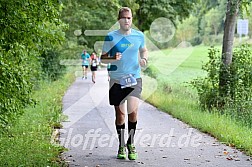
[221,0,240,65]
[219,0,240,103]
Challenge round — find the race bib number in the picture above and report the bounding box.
[83,59,88,64]
[91,60,97,67]
[119,74,137,89]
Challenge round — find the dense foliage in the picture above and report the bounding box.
[0,0,66,129]
[60,0,197,50]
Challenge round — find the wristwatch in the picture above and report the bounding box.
[142,57,148,64]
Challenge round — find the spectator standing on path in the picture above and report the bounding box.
[90,52,98,83]
[101,7,148,161]
[80,50,90,79]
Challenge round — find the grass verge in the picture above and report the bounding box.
[0,69,75,166]
[143,80,252,156]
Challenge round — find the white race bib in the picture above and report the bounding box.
[91,60,97,67]
[119,74,137,89]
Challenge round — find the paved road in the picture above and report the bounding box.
[60,69,252,167]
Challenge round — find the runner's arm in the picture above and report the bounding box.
[139,47,148,67]
[101,52,121,64]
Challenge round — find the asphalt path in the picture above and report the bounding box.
[59,68,252,167]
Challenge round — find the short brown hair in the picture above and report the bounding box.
[118,7,132,20]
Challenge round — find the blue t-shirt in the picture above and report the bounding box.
[102,29,145,80]
[81,53,90,65]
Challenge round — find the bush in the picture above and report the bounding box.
[0,44,38,129]
[202,34,223,46]
[191,46,221,109]
[191,44,252,127]
[41,49,66,81]
[189,35,203,46]
[228,44,252,126]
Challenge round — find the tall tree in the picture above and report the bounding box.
[176,15,198,42]
[134,0,197,32]
[204,8,224,36]
[219,0,251,100]
[60,0,198,48]
[193,0,225,35]
[60,0,120,48]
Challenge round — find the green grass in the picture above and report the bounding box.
[148,45,212,84]
[143,45,252,156]
[0,69,75,166]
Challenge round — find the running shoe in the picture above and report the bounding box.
[117,146,126,159]
[127,144,138,160]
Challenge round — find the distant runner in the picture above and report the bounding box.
[80,50,90,79]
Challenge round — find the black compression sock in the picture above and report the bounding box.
[127,121,137,145]
[116,123,125,147]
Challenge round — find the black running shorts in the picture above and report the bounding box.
[90,66,97,71]
[109,78,142,106]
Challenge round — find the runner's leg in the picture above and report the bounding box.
[115,103,126,147]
